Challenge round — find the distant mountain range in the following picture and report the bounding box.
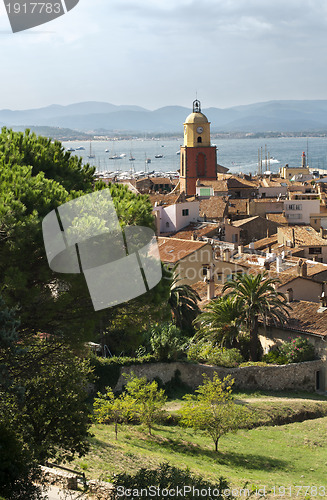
[2,100,327,133]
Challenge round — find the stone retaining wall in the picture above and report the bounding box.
[40,465,78,490]
[114,359,325,393]
[88,480,114,499]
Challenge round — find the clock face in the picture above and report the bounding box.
[197,126,204,134]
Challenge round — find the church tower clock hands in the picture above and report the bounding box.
[180,100,218,196]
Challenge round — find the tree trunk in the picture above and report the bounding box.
[115,422,118,441]
[215,437,219,452]
[249,316,259,362]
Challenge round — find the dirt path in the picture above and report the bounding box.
[165,396,327,412]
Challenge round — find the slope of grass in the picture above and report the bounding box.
[72,416,327,497]
[71,391,327,498]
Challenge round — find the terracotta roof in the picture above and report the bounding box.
[278,300,327,337]
[148,193,182,207]
[266,213,288,225]
[199,197,228,219]
[227,177,259,189]
[190,281,225,307]
[228,199,249,215]
[197,180,228,192]
[232,216,259,227]
[250,198,284,204]
[217,164,229,174]
[279,226,327,247]
[232,256,327,287]
[271,260,327,279]
[157,237,209,263]
[170,223,220,241]
[149,177,173,185]
[246,234,278,250]
[259,178,286,188]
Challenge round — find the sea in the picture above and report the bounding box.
[62,136,327,177]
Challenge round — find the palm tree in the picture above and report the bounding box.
[168,276,201,335]
[222,272,290,361]
[195,295,242,349]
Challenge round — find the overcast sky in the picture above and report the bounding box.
[0,0,326,110]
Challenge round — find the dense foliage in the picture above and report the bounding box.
[0,298,92,498]
[263,337,316,364]
[187,340,244,367]
[168,274,201,335]
[111,463,232,500]
[195,296,242,349]
[146,322,187,362]
[0,127,170,349]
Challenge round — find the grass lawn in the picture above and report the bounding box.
[72,392,327,498]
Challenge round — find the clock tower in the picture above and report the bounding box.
[180,99,217,195]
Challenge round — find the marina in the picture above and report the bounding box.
[62,136,327,178]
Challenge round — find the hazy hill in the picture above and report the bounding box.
[1,100,327,133]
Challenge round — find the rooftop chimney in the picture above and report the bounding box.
[276,256,282,273]
[223,249,230,262]
[285,288,293,303]
[319,291,327,308]
[207,278,215,301]
[292,227,296,247]
[297,259,307,278]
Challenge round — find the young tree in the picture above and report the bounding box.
[93,388,131,440]
[223,272,290,361]
[123,372,167,435]
[179,373,249,452]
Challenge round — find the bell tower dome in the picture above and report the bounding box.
[184,99,211,148]
[180,100,217,196]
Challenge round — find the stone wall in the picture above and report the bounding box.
[114,359,325,393]
[40,465,78,490]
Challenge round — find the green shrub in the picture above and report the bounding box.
[148,323,187,362]
[111,462,232,499]
[262,350,288,365]
[187,340,243,367]
[279,337,316,363]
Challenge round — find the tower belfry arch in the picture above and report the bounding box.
[193,99,201,113]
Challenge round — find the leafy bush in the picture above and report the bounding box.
[262,338,316,365]
[262,350,288,365]
[187,340,243,367]
[111,462,232,499]
[279,337,316,363]
[148,323,187,362]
